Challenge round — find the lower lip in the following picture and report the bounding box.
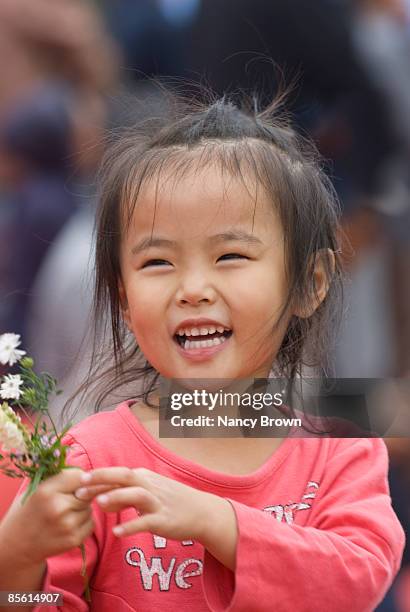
[174,335,231,362]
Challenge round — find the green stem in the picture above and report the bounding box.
[15,403,36,429]
[80,543,91,602]
[47,411,60,440]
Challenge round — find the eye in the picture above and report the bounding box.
[217,253,249,261]
[141,259,171,268]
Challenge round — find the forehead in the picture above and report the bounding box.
[122,164,280,241]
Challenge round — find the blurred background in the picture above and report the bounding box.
[0,0,409,608]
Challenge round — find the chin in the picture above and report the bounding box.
[173,377,236,393]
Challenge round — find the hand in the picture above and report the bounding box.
[75,467,229,544]
[0,469,94,569]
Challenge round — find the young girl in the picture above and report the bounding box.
[0,94,404,611]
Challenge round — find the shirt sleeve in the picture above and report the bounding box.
[202,438,405,612]
[32,434,102,612]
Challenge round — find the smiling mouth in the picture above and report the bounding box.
[174,330,233,350]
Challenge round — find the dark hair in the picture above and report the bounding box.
[64,90,344,420]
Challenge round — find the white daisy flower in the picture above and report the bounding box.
[0,333,26,366]
[0,374,23,400]
[0,404,27,453]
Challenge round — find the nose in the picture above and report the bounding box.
[175,271,217,306]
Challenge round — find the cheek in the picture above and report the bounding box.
[125,289,164,342]
[125,273,171,313]
[127,313,170,372]
[231,271,287,320]
[129,306,163,341]
[228,273,289,356]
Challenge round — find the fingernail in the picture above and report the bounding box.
[113,526,123,536]
[81,473,92,483]
[97,494,108,504]
[75,488,88,499]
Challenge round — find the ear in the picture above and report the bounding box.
[118,279,132,329]
[293,249,335,319]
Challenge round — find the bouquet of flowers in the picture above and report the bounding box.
[0,333,90,601]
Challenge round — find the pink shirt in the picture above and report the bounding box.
[36,401,404,611]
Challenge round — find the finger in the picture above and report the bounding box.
[81,467,150,487]
[96,487,158,514]
[65,492,92,512]
[37,489,91,515]
[42,468,86,494]
[112,515,155,537]
[65,517,95,549]
[74,483,123,502]
[71,508,93,527]
[57,508,93,539]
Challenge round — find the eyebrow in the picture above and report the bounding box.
[208,231,263,246]
[131,237,177,255]
[131,231,263,255]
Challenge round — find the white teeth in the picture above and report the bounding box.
[176,324,231,336]
[183,336,227,350]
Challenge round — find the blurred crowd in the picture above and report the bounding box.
[0,1,409,609]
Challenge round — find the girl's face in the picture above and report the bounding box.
[119,165,293,382]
